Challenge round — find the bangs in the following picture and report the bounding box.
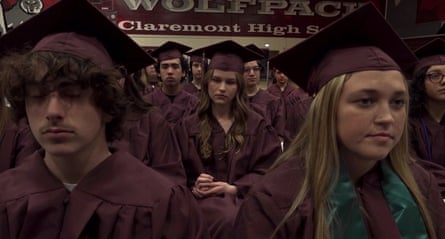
[25,51,112,92]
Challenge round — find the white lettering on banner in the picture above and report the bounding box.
[285,1,314,16]
[247,24,300,36]
[118,20,320,36]
[118,20,242,33]
[122,0,361,16]
[162,0,195,12]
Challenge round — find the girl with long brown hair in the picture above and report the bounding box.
[175,40,282,239]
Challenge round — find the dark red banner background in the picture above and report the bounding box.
[1,0,386,38]
[90,0,386,38]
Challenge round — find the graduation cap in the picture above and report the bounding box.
[269,2,417,95]
[191,40,263,73]
[150,41,191,62]
[414,38,445,74]
[0,0,154,74]
[186,48,206,64]
[245,44,266,59]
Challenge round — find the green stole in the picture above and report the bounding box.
[329,161,428,238]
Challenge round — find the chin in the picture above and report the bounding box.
[362,151,392,161]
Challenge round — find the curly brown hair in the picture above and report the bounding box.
[0,50,127,142]
[197,69,248,160]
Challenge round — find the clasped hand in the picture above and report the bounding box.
[191,173,237,198]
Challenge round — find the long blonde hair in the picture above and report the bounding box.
[271,74,436,239]
[197,69,248,160]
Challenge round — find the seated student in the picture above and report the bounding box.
[409,38,445,166]
[243,44,287,147]
[183,49,208,97]
[267,67,311,140]
[111,69,187,185]
[235,3,445,239]
[0,55,40,172]
[132,62,160,96]
[174,40,282,239]
[408,38,445,197]
[0,0,208,238]
[145,41,199,128]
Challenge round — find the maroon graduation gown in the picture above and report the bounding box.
[0,150,209,239]
[248,89,287,142]
[144,88,199,127]
[411,152,445,197]
[409,111,445,166]
[110,110,186,185]
[141,84,158,96]
[175,110,282,239]
[0,118,40,172]
[181,82,201,98]
[234,158,445,239]
[267,84,311,140]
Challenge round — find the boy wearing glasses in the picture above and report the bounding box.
[243,44,287,146]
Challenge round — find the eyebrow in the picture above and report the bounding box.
[352,89,406,96]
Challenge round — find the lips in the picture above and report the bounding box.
[42,127,74,134]
[213,94,228,100]
[367,132,394,139]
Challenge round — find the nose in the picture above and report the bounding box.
[46,92,66,123]
[375,103,395,124]
[218,81,227,92]
[166,67,174,74]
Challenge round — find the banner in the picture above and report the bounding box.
[97,0,386,38]
[1,0,386,37]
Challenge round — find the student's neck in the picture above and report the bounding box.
[212,104,233,119]
[277,82,287,91]
[425,99,445,123]
[342,155,379,186]
[247,85,259,97]
[162,85,180,96]
[212,105,234,133]
[44,141,111,184]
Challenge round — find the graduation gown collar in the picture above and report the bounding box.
[329,160,428,239]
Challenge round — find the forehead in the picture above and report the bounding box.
[426,64,445,72]
[212,69,237,79]
[244,60,259,67]
[160,58,181,65]
[342,70,406,93]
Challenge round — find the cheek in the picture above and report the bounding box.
[25,103,42,119]
[336,108,366,139]
[424,82,437,96]
[393,110,406,132]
